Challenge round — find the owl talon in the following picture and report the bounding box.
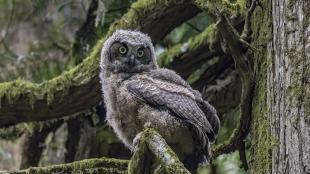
[144,122,152,129]
[132,132,143,151]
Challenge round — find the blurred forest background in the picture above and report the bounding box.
[0,0,244,173]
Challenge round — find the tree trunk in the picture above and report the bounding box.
[250,0,309,173]
[269,0,310,173]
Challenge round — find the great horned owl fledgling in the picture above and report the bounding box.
[99,29,220,170]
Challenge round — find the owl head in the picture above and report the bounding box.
[100,29,158,77]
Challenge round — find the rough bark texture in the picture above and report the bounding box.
[269,0,310,173]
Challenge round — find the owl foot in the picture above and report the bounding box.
[132,132,144,151]
[143,121,152,129]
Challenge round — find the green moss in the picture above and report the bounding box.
[157,24,216,67]
[144,129,190,174]
[248,0,274,173]
[128,134,148,174]
[128,129,190,174]
[194,0,246,15]
[94,127,122,156]
[12,157,128,174]
[0,80,35,106]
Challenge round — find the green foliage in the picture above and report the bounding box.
[216,107,240,143]
[214,152,247,174]
[194,0,246,15]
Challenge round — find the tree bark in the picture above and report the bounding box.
[269,0,310,173]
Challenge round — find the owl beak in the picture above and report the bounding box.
[126,54,136,66]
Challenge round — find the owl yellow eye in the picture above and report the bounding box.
[119,46,127,54]
[137,50,144,57]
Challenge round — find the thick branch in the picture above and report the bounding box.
[128,129,190,174]
[4,157,128,174]
[210,2,256,157]
[0,0,200,127]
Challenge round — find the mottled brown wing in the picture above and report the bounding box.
[125,75,216,147]
[196,99,220,139]
[147,68,220,142]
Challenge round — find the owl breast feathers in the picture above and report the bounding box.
[100,29,220,171]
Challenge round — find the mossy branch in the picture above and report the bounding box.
[0,0,200,128]
[2,157,128,174]
[194,0,247,16]
[128,129,190,174]
[3,129,190,174]
[199,0,257,158]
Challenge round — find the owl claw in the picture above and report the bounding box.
[132,132,143,151]
[144,121,152,129]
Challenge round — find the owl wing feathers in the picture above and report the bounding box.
[147,68,220,141]
[196,100,220,138]
[125,73,217,148]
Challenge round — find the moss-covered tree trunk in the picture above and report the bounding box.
[250,0,309,173]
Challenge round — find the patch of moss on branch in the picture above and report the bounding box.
[194,0,246,15]
[128,128,190,174]
[8,157,128,174]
